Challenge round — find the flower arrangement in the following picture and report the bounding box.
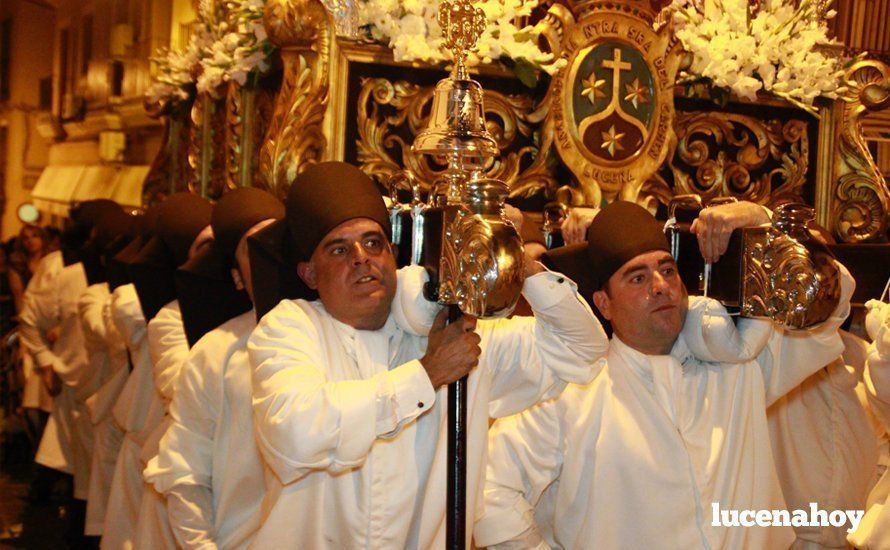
[146,0,274,105]
[662,0,845,114]
[197,0,274,94]
[145,39,203,106]
[357,0,564,80]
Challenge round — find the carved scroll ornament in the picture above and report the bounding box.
[356,77,557,199]
[832,59,890,243]
[665,113,810,208]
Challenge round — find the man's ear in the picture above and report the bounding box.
[231,268,245,291]
[297,261,318,290]
[592,290,612,321]
[390,242,398,257]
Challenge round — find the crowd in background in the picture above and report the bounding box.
[1,224,60,454]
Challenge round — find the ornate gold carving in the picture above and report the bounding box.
[356,77,556,197]
[258,0,332,199]
[264,0,329,47]
[831,59,890,242]
[188,91,228,199]
[670,112,809,208]
[547,0,681,205]
[225,82,274,191]
[532,4,575,62]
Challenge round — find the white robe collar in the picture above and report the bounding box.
[610,335,696,426]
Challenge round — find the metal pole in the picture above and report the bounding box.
[446,304,467,550]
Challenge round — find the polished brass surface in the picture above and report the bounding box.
[356,77,551,196]
[409,0,526,318]
[438,0,486,80]
[412,0,497,160]
[665,195,840,329]
[412,78,499,159]
[453,179,525,317]
[741,203,841,329]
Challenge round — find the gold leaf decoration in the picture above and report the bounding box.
[670,112,809,207]
[355,76,556,197]
[226,82,275,191]
[258,0,331,200]
[831,59,890,242]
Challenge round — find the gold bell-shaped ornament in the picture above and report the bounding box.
[411,0,524,319]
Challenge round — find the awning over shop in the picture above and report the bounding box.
[31,164,150,217]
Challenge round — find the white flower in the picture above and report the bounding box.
[398,13,426,36]
[358,0,561,74]
[663,0,841,109]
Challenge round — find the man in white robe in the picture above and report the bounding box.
[102,281,155,550]
[767,343,879,548]
[848,299,890,548]
[19,251,91,497]
[145,187,284,548]
[131,298,188,550]
[19,249,72,479]
[80,280,129,535]
[475,200,855,549]
[79,207,140,537]
[128,194,213,550]
[103,194,211,549]
[247,162,608,549]
[20,201,120,498]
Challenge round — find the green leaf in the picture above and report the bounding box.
[513,58,538,88]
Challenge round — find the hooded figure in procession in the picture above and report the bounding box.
[144,187,285,549]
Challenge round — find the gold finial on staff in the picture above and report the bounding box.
[438,0,486,80]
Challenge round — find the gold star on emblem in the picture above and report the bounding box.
[601,125,625,157]
[624,77,650,109]
[582,72,607,104]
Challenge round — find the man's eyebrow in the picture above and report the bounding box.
[321,230,385,248]
[321,237,348,248]
[620,264,648,277]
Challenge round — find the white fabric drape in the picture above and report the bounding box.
[145,311,263,549]
[247,269,607,549]
[476,266,853,550]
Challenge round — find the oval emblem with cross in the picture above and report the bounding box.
[571,42,654,164]
[549,5,681,204]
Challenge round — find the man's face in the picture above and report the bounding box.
[232,218,277,304]
[593,250,688,355]
[297,218,397,330]
[21,227,44,255]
